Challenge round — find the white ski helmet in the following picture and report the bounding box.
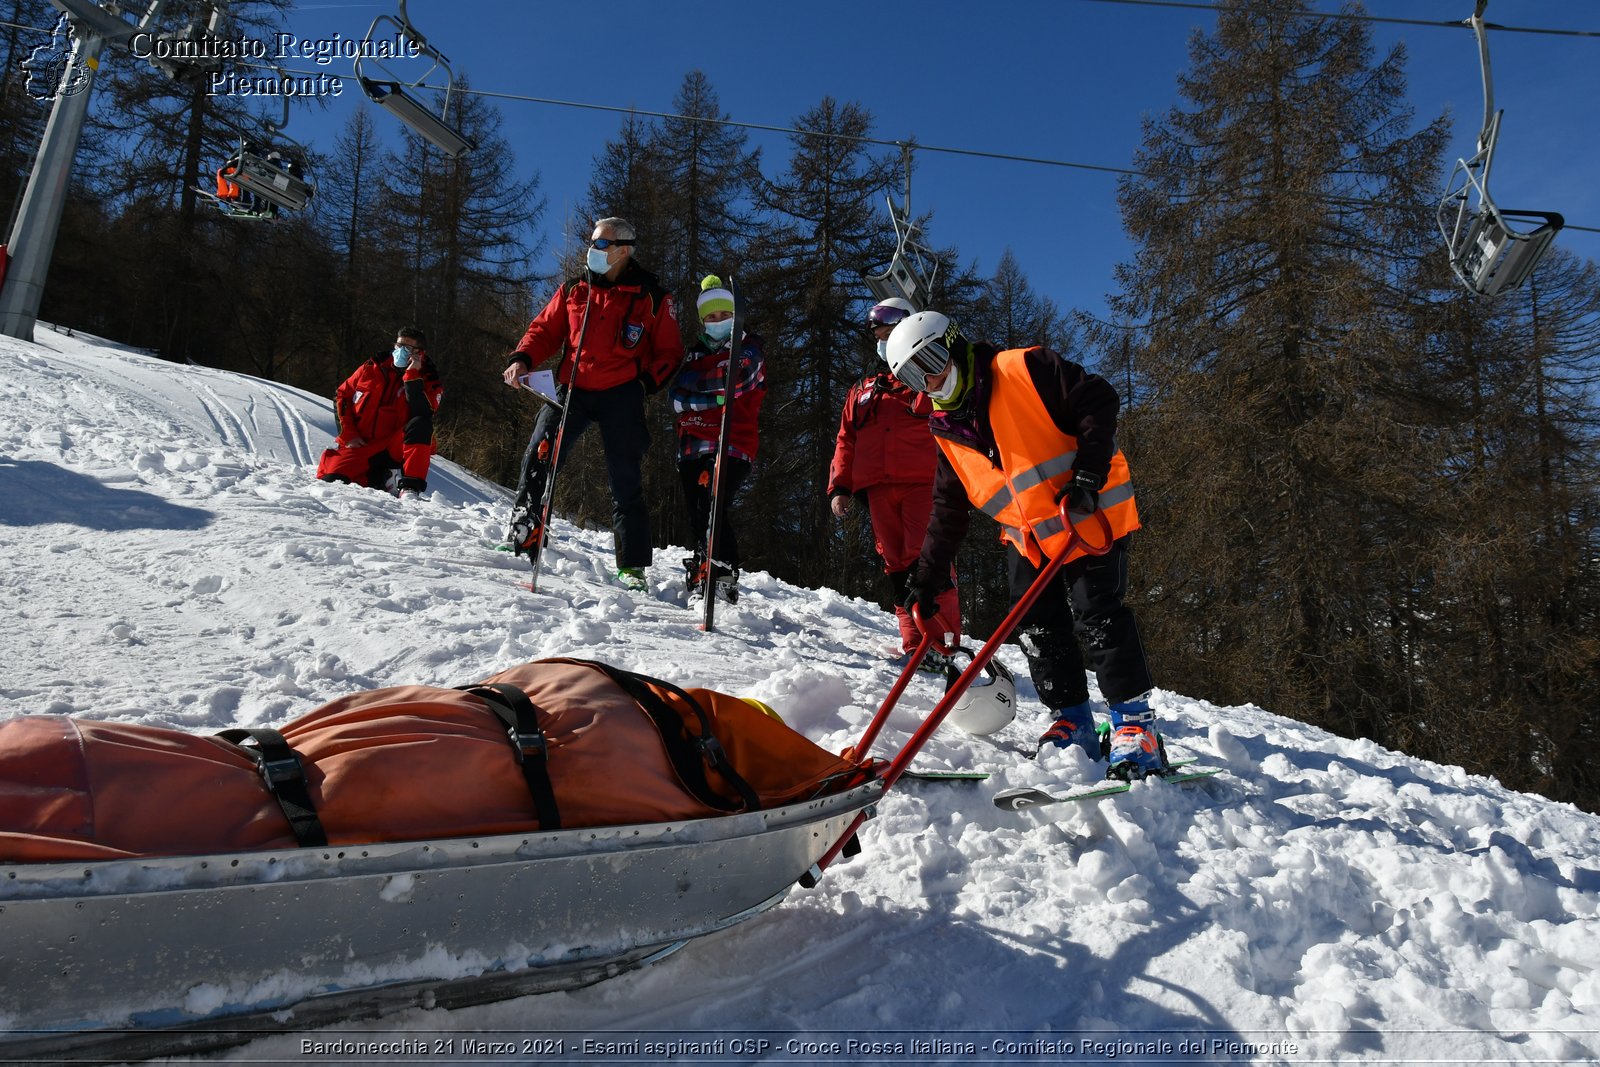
[943,651,1016,735]
[867,297,915,329]
[885,310,954,393]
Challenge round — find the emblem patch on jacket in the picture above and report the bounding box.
[622,323,644,348]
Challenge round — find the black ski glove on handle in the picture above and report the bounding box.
[1060,468,1106,515]
[902,574,948,624]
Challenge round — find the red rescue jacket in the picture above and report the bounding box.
[332,358,443,446]
[828,372,939,496]
[511,262,684,392]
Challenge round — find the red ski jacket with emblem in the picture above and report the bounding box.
[509,261,684,393]
[331,358,443,447]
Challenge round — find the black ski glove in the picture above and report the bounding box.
[902,573,949,622]
[1059,469,1106,515]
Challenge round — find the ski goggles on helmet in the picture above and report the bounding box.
[895,336,951,393]
[868,303,910,329]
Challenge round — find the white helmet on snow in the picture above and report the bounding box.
[943,651,1016,735]
[885,310,954,393]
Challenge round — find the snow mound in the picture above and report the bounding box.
[2,327,1598,1061]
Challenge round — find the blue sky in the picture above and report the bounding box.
[260,1,1598,323]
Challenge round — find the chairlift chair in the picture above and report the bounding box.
[227,142,313,214]
[1436,1,1563,297]
[145,5,229,84]
[862,145,937,309]
[200,91,316,222]
[354,0,475,158]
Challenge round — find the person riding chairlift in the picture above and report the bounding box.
[215,143,273,218]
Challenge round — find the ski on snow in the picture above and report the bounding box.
[992,758,1222,811]
[901,769,990,782]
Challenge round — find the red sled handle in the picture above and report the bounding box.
[842,603,956,765]
[805,501,1114,886]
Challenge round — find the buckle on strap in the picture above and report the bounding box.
[511,726,548,760]
[698,735,729,764]
[259,753,307,788]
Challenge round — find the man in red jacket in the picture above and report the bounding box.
[828,298,961,664]
[501,218,684,590]
[316,326,443,497]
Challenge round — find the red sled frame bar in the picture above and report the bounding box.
[803,500,1115,886]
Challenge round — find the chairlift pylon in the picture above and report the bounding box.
[1436,0,1563,298]
[863,143,937,309]
[354,0,475,158]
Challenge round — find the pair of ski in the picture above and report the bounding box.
[903,759,1223,810]
[515,278,746,634]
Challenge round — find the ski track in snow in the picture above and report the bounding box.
[2,328,1599,1065]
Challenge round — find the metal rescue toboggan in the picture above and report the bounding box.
[0,501,1110,1063]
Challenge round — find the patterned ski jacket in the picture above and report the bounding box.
[671,331,766,462]
[508,261,684,393]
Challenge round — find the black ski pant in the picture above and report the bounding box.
[677,453,749,568]
[1007,535,1154,711]
[516,381,652,569]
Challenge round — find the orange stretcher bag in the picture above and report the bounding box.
[0,658,867,863]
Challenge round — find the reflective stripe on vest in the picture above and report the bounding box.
[937,348,1140,567]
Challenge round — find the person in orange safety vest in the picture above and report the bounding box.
[886,310,1165,781]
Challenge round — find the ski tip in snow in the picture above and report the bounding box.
[993,763,1223,811]
[901,769,990,782]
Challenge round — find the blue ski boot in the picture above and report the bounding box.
[1036,700,1102,761]
[1105,692,1167,781]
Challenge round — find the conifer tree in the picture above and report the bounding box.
[1110,2,1450,741]
[749,97,898,587]
[377,83,545,481]
[1414,253,1600,806]
[317,109,389,368]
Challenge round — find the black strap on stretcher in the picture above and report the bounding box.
[215,727,329,847]
[457,682,562,830]
[569,659,761,814]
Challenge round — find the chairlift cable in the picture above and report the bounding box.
[237,60,1600,237]
[1069,0,1600,39]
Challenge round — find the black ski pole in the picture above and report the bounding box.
[525,284,592,594]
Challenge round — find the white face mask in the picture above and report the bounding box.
[876,339,889,360]
[586,246,611,274]
[704,319,734,342]
[928,365,962,404]
[391,346,411,368]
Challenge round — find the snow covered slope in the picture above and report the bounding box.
[2,327,1598,1064]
